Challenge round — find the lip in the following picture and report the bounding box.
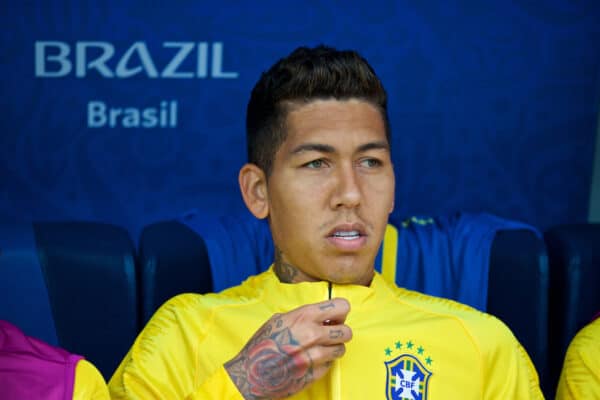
[326,223,368,251]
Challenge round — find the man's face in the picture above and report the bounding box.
[265,99,395,285]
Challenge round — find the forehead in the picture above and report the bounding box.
[282,99,387,147]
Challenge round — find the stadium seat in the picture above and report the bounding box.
[487,229,549,395]
[137,220,212,327]
[0,222,138,380]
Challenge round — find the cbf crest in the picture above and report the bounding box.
[384,352,432,400]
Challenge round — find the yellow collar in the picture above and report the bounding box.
[252,266,392,313]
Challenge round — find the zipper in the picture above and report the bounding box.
[328,281,341,400]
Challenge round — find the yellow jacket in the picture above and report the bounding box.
[109,268,543,399]
[556,317,600,400]
[73,360,110,400]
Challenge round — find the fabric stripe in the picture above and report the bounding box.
[381,224,399,284]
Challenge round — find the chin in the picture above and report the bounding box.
[326,268,373,286]
[327,257,374,282]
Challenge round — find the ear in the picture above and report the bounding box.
[239,163,269,219]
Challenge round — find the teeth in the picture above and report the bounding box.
[333,230,360,239]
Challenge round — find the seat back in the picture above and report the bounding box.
[0,222,138,379]
[487,229,549,394]
[138,221,212,327]
[545,223,600,397]
[0,224,59,345]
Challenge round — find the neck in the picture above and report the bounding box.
[273,247,374,286]
[274,246,305,283]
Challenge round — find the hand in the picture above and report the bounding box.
[224,298,352,399]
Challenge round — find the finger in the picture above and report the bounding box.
[318,324,352,346]
[311,358,340,383]
[316,343,347,364]
[290,320,351,348]
[307,343,347,380]
[310,298,351,324]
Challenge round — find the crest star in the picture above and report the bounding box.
[417,346,424,355]
[425,356,432,365]
[385,347,392,356]
[407,341,414,349]
[395,341,402,349]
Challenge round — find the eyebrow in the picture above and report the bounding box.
[289,140,389,156]
[290,143,335,155]
[356,141,390,153]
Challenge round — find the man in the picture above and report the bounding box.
[109,45,543,399]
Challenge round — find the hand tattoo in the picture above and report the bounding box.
[319,302,335,311]
[329,329,343,339]
[225,316,313,399]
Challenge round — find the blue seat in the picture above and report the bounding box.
[487,229,549,395]
[545,223,600,397]
[0,222,138,380]
[137,221,212,328]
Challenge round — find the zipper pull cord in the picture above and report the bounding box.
[328,281,341,399]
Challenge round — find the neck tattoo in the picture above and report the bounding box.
[274,247,299,283]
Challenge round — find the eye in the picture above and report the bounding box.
[304,159,327,169]
[359,158,382,168]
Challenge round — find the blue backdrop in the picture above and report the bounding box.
[1,1,599,238]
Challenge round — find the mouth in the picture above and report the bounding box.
[330,230,362,240]
[327,223,367,238]
[326,223,368,250]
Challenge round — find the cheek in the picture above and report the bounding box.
[268,190,315,245]
[364,176,395,208]
[272,177,327,215]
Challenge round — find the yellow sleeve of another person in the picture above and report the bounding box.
[556,318,600,400]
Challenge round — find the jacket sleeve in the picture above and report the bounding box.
[186,366,245,400]
[555,319,600,400]
[72,359,110,400]
[108,294,243,399]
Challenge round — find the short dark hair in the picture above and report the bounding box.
[246,45,390,176]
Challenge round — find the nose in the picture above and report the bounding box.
[330,163,362,209]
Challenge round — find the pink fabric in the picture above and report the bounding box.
[0,320,83,400]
